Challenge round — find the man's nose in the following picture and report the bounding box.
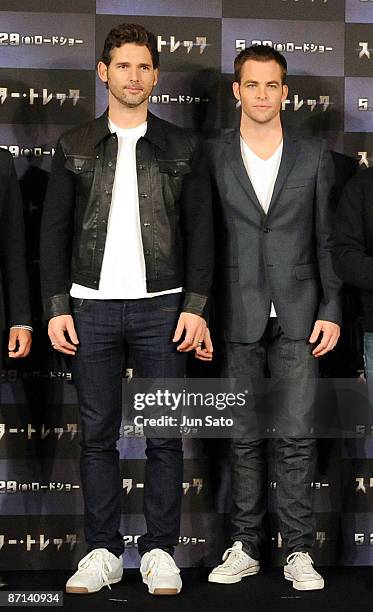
[128,67,140,81]
[256,86,267,99]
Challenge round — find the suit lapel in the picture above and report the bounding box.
[267,132,298,214]
[225,131,264,215]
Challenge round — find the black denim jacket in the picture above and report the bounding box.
[40,111,213,320]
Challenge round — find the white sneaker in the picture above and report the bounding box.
[284,552,324,591]
[208,541,260,584]
[66,549,123,594]
[140,549,182,595]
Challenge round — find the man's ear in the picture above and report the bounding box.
[97,61,108,85]
[281,83,288,102]
[232,80,241,102]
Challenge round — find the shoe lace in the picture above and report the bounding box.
[78,549,114,590]
[286,552,313,568]
[146,550,180,577]
[221,547,244,568]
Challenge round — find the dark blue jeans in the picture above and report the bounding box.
[222,318,318,559]
[70,293,186,557]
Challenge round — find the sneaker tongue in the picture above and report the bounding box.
[232,542,243,551]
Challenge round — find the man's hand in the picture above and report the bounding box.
[195,327,213,362]
[309,320,340,357]
[8,328,32,358]
[173,312,206,352]
[48,315,79,355]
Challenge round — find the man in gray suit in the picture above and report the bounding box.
[201,46,341,590]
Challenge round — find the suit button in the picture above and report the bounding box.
[108,161,113,168]
[140,193,148,199]
[263,227,271,233]
[145,250,151,255]
[143,223,151,227]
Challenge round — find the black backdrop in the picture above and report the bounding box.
[0,0,372,569]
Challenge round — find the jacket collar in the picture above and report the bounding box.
[225,128,298,215]
[93,109,167,151]
[269,130,298,211]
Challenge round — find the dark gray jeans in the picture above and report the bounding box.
[222,318,318,560]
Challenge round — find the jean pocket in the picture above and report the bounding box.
[70,297,90,313]
[158,293,182,313]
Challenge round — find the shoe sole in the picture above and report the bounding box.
[151,588,180,595]
[66,575,122,594]
[142,578,181,595]
[208,566,260,584]
[284,573,324,591]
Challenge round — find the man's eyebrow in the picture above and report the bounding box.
[114,61,152,67]
[242,79,281,85]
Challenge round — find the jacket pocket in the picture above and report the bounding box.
[158,159,192,201]
[295,263,319,280]
[158,159,192,177]
[64,155,95,174]
[285,178,314,190]
[220,265,239,283]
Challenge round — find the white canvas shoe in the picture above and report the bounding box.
[65,548,123,594]
[208,541,260,584]
[284,552,324,591]
[140,549,182,595]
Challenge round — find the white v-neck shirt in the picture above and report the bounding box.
[240,138,283,214]
[71,119,182,299]
[240,138,283,317]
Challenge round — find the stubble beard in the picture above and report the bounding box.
[110,83,150,109]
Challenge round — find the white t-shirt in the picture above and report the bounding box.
[240,137,283,317]
[71,119,182,299]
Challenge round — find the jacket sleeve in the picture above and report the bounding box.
[179,138,214,319]
[332,174,373,291]
[315,140,343,325]
[0,152,31,328]
[40,140,75,320]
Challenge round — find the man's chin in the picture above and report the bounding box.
[118,95,147,109]
[252,113,275,124]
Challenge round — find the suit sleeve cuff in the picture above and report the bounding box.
[317,301,342,326]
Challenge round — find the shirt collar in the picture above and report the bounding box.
[93,109,167,151]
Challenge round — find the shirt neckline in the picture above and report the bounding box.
[241,137,283,163]
[108,118,147,138]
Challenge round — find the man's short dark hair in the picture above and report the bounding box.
[234,45,287,84]
[101,23,159,69]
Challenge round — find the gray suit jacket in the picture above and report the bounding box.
[209,129,342,342]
